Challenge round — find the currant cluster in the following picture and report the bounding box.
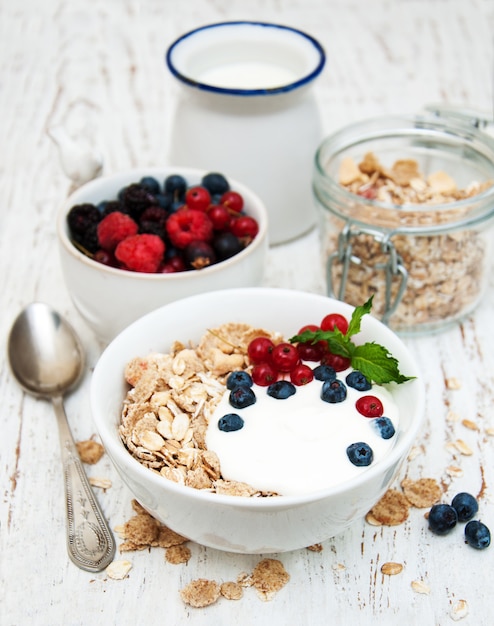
[246,312,351,387]
[66,172,260,274]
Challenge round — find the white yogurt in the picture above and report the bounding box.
[198,62,297,89]
[205,370,400,496]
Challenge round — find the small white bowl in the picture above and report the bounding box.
[56,167,268,343]
[90,288,425,554]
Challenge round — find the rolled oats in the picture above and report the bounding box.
[381,562,403,576]
[450,599,469,621]
[119,323,282,497]
[105,559,132,580]
[411,579,431,595]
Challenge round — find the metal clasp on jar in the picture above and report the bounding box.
[326,222,408,325]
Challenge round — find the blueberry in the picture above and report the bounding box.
[226,371,253,390]
[428,503,458,535]
[201,172,230,195]
[139,176,161,195]
[164,174,187,200]
[451,492,479,522]
[218,413,244,432]
[229,386,256,409]
[313,364,336,382]
[155,192,173,211]
[267,380,296,400]
[346,442,373,466]
[372,416,396,439]
[464,520,491,549]
[321,379,347,403]
[346,370,372,391]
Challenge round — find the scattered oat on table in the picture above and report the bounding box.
[411,579,430,595]
[88,477,112,490]
[180,579,221,608]
[401,478,442,508]
[450,599,469,621]
[368,489,410,525]
[381,562,403,576]
[306,543,323,552]
[106,560,132,580]
[76,439,104,464]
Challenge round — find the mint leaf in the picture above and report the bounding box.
[288,296,414,385]
[352,343,414,385]
[347,296,374,338]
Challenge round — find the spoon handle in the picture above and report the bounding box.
[52,396,116,572]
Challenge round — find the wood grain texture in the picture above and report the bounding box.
[1,1,494,624]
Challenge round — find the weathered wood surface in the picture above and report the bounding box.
[1,1,494,624]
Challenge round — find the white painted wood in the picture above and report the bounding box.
[1,1,494,624]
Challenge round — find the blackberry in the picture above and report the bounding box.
[201,172,230,196]
[67,203,101,236]
[72,222,100,254]
[139,206,168,241]
[122,183,157,220]
[102,199,127,216]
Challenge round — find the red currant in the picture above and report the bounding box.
[220,190,244,212]
[185,185,211,211]
[321,352,351,372]
[290,363,314,386]
[320,313,349,335]
[247,337,275,364]
[355,395,384,417]
[296,342,324,362]
[251,362,279,386]
[298,324,320,334]
[230,215,259,240]
[271,343,300,372]
[207,204,231,231]
[160,255,186,273]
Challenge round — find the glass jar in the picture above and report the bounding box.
[313,114,494,334]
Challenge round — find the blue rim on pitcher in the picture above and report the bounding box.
[165,21,326,96]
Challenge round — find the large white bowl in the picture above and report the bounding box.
[57,167,268,343]
[90,288,425,554]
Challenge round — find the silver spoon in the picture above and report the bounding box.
[7,302,115,572]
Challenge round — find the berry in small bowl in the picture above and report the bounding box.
[57,167,268,343]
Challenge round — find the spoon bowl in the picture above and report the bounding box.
[8,303,115,572]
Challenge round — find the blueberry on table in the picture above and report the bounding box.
[267,380,296,400]
[229,386,256,409]
[218,413,244,432]
[428,504,458,535]
[346,442,373,466]
[451,492,479,522]
[226,371,253,390]
[372,416,395,439]
[321,379,347,403]
[464,520,491,549]
[346,370,372,391]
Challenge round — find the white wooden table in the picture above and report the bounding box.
[2,1,494,624]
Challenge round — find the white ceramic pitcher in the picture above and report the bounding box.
[165,21,326,245]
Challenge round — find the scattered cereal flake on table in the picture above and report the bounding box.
[251,559,290,601]
[76,439,105,464]
[89,477,112,490]
[368,489,410,525]
[106,560,132,580]
[461,419,479,431]
[332,562,346,572]
[119,513,160,551]
[365,512,383,526]
[165,544,191,565]
[407,445,424,461]
[411,579,430,595]
[453,439,473,456]
[446,465,464,478]
[445,377,461,390]
[156,525,189,548]
[180,579,221,608]
[306,543,323,552]
[401,478,442,508]
[381,562,404,576]
[220,581,244,601]
[450,599,469,621]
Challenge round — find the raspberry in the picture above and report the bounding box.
[115,234,165,273]
[166,208,213,249]
[97,211,138,252]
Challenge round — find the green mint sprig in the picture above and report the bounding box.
[289,296,414,385]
